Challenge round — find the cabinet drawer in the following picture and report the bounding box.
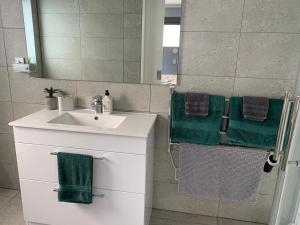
[20,179,145,225]
[13,127,147,154]
[16,143,146,194]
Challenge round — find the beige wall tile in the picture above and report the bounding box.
[0,0,24,28]
[124,0,143,14]
[0,163,19,189]
[179,32,239,77]
[0,8,2,27]
[81,38,123,61]
[237,33,300,80]
[80,14,123,38]
[79,0,123,13]
[182,0,244,32]
[0,101,13,134]
[39,13,80,37]
[0,134,14,163]
[0,29,6,66]
[218,194,273,224]
[12,102,44,120]
[242,0,300,33]
[43,59,82,80]
[154,148,176,183]
[124,61,141,83]
[37,0,80,13]
[153,181,219,217]
[233,78,295,98]
[154,113,169,149]
[150,85,170,113]
[81,60,123,82]
[124,38,141,61]
[176,75,234,97]
[41,37,80,59]
[77,81,150,112]
[9,72,77,104]
[124,14,142,38]
[3,29,27,66]
[0,67,11,101]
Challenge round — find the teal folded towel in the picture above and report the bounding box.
[227,97,283,149]
[171,91,225,145]
[57,152,93,204]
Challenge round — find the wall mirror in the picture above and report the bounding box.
[21,0,182,85]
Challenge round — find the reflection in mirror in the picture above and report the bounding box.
[161,0,181,85]
[21,0,181,85]
[142,0,181,85]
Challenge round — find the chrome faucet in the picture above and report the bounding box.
[91,95,102,114]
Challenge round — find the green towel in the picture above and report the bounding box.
[227,97,283,149]
[57,152,93,204]
[171,91,225,145]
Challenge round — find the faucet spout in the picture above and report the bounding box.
[91,95,102,114]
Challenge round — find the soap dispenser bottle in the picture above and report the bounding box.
[102,90,113,114]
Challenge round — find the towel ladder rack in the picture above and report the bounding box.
[167,88,293,180]
[49,152,105,160]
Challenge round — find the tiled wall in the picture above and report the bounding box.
[0,0,300,224]
[39,0,142,83]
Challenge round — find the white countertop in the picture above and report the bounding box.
[9,109,157,138]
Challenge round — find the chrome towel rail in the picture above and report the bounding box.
[50,152,105,160]
[52,188,105,198]
[273,91,292,162]
[281,96,300,171]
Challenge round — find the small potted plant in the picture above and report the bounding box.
[43,87,60,110]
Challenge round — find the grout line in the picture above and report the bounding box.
[0,7,16,120]
[180,30,300,35]
[122,0,125,83]
[232,0,246,97]
[149,85,152,112]
[178,74,297,81]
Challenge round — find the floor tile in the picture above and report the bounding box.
[0,188,18,199]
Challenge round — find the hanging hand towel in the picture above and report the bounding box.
[57,152,93,204]
[178,144,268,203]
[243,96,269,121]
[185,92,209,116]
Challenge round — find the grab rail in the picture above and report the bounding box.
[273,91,292,162]
[281,96,300,171]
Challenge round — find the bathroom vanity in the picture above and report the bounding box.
[9,109,156,225]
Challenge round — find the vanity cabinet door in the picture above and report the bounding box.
[20,179,145,225]
[16,143,146,194]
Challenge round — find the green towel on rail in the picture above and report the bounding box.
[227,97,283,149]
[171,91,225,145]
[57,152,93,204]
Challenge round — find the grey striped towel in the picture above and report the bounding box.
[178,144,268,203]
[243,96,269,121]
[185,92,209,116]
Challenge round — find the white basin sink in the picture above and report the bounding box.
[48,112,126,129]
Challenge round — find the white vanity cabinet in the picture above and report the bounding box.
[10,110,156,225]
